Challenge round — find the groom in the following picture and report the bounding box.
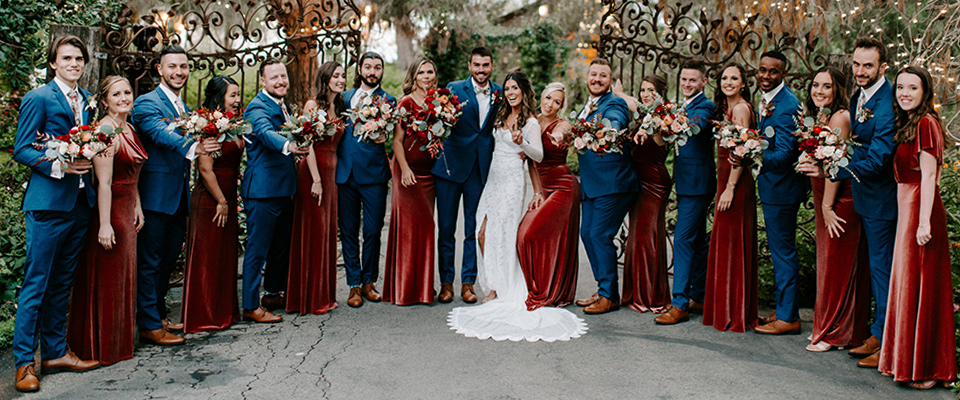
[435,46,501,303]
[575,58,637,314]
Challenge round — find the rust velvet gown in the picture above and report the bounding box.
[517,120,580,310]
[878,115,957,382]
[67,128,146,366]
[286,123,344,314]
[620,137,672,312]
[181,139,243,333]
[702,141,758,332]
[383,97,436,305]
[809,177,870,347]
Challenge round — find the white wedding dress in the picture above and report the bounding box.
[447,117,588,342]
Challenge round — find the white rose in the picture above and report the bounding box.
[816,145,836,159]
[58,142,71,155]
[744,139,759,149]
[824,134,837,145]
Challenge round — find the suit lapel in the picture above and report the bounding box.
[587,91,612,122]
[48,82,77,127]
[344,89,356,110]
[154,87,181,119]
[463,80,480,127]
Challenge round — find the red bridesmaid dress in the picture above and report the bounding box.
[878,115,957,382]
[517,120,581,310]
[181,139,244,333]
[383,97,436,305]
[67,127,146,366]
[286,122,344,314]
[620,137,672,312]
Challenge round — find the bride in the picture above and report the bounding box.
[447,71,587,342]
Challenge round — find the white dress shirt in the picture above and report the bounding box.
[473,78,491,124]
[262,90,293,155]
[159,83,198,160]
[49,77,82,180]
[857,76,886,114]
[350,86,378,109]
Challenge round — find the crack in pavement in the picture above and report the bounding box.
[316,325,361,399]
[240,332,276,400]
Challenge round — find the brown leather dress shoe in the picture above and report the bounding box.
[654,305,690,325]
[438,282,454,303]
[758,311,777,326]
[139,328,185,346]
[848,335,880,358]
[41,350,100,373]
[754,319,801,335]
[260,293,285,311]
[242,306,282,323]
[347,287,363,307]
[857,351,880,368]
[162,318,184,332]
[687,300,704,314]
[15,363,39,393]
[576,292,600,307]
[461,283,478,303]
[584,296,620,314]
[361,283,382,302]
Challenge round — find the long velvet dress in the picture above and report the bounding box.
[703,114,758,332]
[182,139,243,333]
[383,97,436,305]
[517,120,581,310]
[621,137,672,312]
[809,177,870,347]
[878,115,957,382]
[286,122,344,315]
[67,128,146,366]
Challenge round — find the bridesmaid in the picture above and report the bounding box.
[877,65,956,389]
[615,75,672,313]
[803,66,870,352]
[383,57,438,305]
[701,62,759,332]
[67,76,146,365]
[181,76,244,333]
[516,82,581,309]
[286,61,346,314]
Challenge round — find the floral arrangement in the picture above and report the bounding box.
[343,95,399,143]
[39,123,121,163]
[635,94,700,146]
[168,108,251,157]
[713,121,769,167]
[280,108,340,149]
[399,88,465,155]
[565,112,626,155]
[794,110,857,180]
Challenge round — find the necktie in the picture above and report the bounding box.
[67,90,82,126]
[759,98,768,118]
[280,101,291,122]
[174,98,185,117]
[857,93,865,117]
[475,86,490,96]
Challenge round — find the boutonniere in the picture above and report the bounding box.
[856,107,873,123]
[84,93,97,112]
[760,101,775,118]
[490,90,501,105]
[586,100,599,117]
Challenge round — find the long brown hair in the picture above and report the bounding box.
[804,65,849,120]
[401,57,437,95]
[314,61,346,116]
[493,70,536,131]
[894,65,944,144]
[711,61,755,126]
[96,75,131,120]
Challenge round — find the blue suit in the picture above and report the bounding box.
[338,87,395,287]
[833,78,898,340]
[756,85,807,323]
[12,81,95,368]
[240,91,298,310]
[576,90,638,301]
[132,86,193,330]
[670,92,715,310]
[433,79,501,284]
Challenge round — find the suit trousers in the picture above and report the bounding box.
[136,195,187,331]
[435,162,483,284]
[338,177,388,287]
[671,194,712,309]
[761,202,801,323]
[581,192,636,300]
[241,197,293,310]
[861,215,896,340]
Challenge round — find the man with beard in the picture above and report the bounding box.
[574,58,637,314]
[751,51,807,335]
[338,52,396,308]
[798,37,897,368]
[435,47,501,303]
[132,44,221,345]
[240,58,309,322]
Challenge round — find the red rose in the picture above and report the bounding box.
[812,126,822,135]
[799,138,819,153]
[224,112,235,119]
[97,133,107,141]
[57,135,69,141]
[204,122,218,136]
[70,127,79,134]
[80,125,90,131]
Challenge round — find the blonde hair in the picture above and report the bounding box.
[97,75,131,120]
[540,82,567,117]
[402,57,437,95]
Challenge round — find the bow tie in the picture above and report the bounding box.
[474,86,490,96]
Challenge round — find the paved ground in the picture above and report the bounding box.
[0,190,955,399]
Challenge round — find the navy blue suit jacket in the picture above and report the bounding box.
[240,91,298,199]
[674,93,716,196]
[14,81,96,212]
[336,87,396,185]
[833,79,898,221]
[757,86,808,205]
[132,87,193,215]
[432,79,502,184]
[576,90,638,199]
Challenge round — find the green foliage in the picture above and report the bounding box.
[490,22,571,96]
[0,93,21,151]
[755,203,818,309]
[0,151,28,348]
[421,17,473,88]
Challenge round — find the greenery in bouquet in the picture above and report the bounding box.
[713,121,770,168]
[169,108,251,158]
[636,94,700,146]
[399,88,465,155]
[565,112,626,155]
[793,109,857,180]
[280,108,339,149]
[344,95,399,143]
[38,123,120,164]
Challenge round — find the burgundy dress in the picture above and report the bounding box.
[182,139,244,333]
[809,177,870,347]
[621,137,672,312]
[383,97,436,305]
[67,128,146,366]
[702,124,758,332]
[517,120,581,310]
[879,115,957,382]
[286,122,344,314]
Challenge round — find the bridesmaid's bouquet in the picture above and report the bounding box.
[636,95,699,146]
[793,110,857,180]
[713,121,769,167]
[399,88,465,156]
[280,108,340,149]
[343,95,399,143]
[38,123,121,164]
[565,112,626,155]
[168,108,251,157]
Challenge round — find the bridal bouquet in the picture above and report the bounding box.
[280,108,340,149]
[713,121,769,167]
[636,95,699,146]
[169,108,251,157]
[399,88,465,155]
[565,112,626,155]
[793,111,856,179]
[344,95,400,143]
[38,123,121,164]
